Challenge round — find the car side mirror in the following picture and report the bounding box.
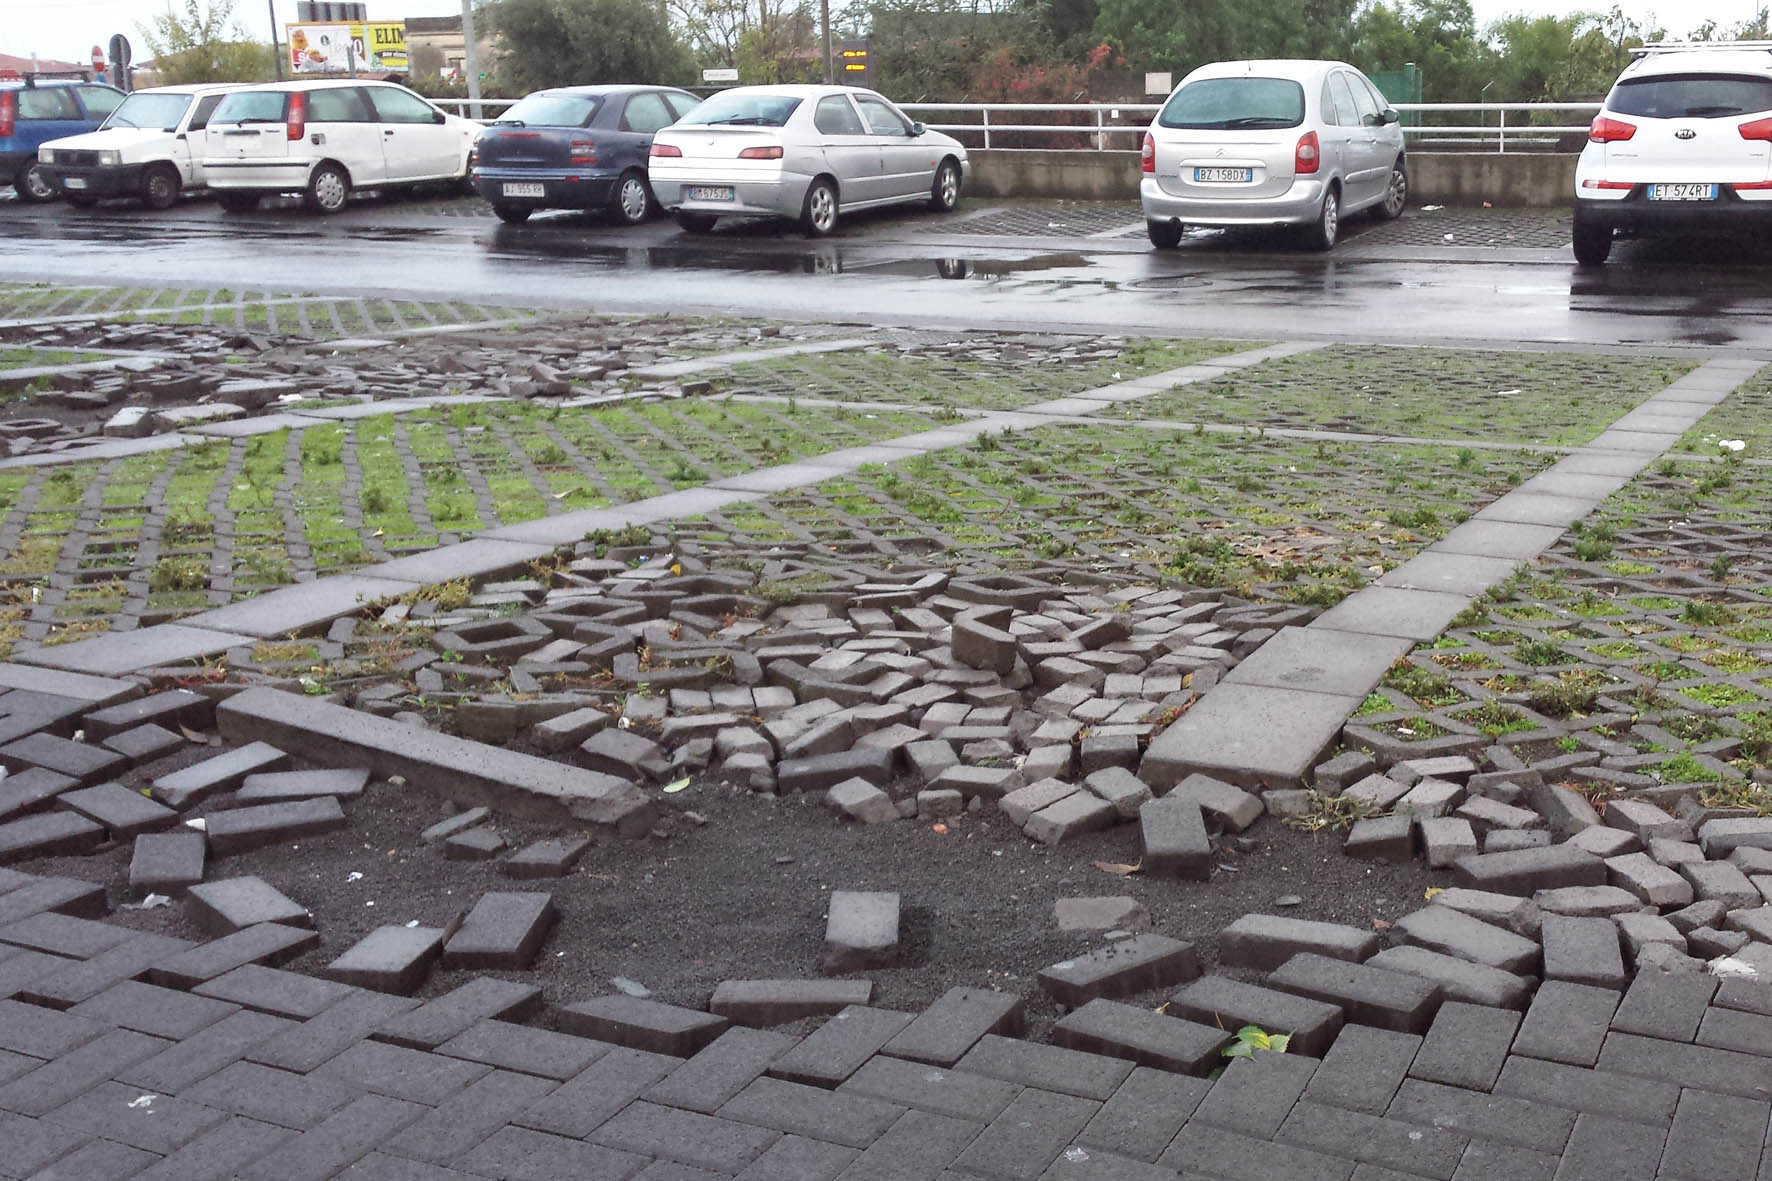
[910,121,925,136]
[1379,109,1399,125]
[433,110,447,124]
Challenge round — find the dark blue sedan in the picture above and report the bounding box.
[473,84,701,225]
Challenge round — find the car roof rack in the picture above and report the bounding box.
[1629,40,1772,56]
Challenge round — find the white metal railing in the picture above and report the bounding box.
[436,97,1603,153]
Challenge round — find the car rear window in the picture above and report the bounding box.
[16,88,81,120]
[497,92,600,127]
[679,91,801,127]
[1612,73,1772,118]
[212,91,288,124]
[1159,78,1305,130]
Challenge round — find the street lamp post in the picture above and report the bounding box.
[269,0,284,79]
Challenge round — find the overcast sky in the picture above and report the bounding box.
[3,0,1765,68]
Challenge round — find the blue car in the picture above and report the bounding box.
[1,78,125,202]
[473,84,701,225]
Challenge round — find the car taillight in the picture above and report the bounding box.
[0,93,14,139]
[737,145,782,159]
[1141,132,1154,174]
[286,92,306,141]
[1740,117,1772,141]
[650,143,682,157]
[570,139,597,164]
[1588,116,1635,143]
[1294,131,1320,175]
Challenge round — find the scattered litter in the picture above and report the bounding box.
[1093,860,1141,877]
[365,900,375,907]
[346,871,363,882]
[122,894,171,910]
[931,823,948,835]
[1421,204,1444,211]
[1493,389,1521,396]
[1275,894,1303,907]
[1442,233,1455,242]
[1064,1148,1090,1162]
[127,1094,158,1109]
[613,977,651,998]
[1712,955,1758,978]
[404,919,420,928]
[184,817,207,831]
[1721,439,1747,452]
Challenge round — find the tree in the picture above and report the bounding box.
[483,0,695,91]
[138,0,275,84]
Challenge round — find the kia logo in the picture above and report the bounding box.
[1676,129,1696,139]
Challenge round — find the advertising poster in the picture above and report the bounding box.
[287,22,408,74]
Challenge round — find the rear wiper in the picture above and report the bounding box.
[702,116,773,125]
[230,118,281,125]
[1221,116,1292,128]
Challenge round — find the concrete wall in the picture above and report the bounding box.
[966,149,1577,207]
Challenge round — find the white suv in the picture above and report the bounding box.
[38,84,246,210]
[203,79,479,214]
[1574,42,1772,265]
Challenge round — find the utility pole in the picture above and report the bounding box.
[462,0,483,120]
[822,0,832,84]
[269,0,284,79]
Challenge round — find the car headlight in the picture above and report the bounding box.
[96,150,121,167]
[37,148,54,164]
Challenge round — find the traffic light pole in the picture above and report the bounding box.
[269,0,284,79]
[462,0,482,119]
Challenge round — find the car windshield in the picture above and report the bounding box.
[1159,77,1306,129]
[679,92,801,127]
[494,92,600,128]
[210,91,287,125]
[1611,73,1772,118]
[102,92,192,131]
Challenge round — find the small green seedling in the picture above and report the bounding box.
[1222,1025,1291,1060]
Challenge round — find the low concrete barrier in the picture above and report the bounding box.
[966,150,1576,208]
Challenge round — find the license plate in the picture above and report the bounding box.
[1648,183,1717,201]
[62,177,87,190]
[501,182,545,198]
[1193,167,1252,183]
[688,185,735,202]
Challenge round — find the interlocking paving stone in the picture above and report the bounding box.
[560,994,731,1059]
[151,742,289,809]
[436,1017,610,1080]
[185,876,310,935]
[1695,1004,1772,1055]
[765,1004,912,1088]
[1392,907,1539,975]
[235,768,371,805]
[1268,952,1444,1034]
[0,997,108,1058]
[0,812,106,864]
[43,1080,228,1154]
[129,831,207,898]
[709,978,872,1026]
[148,923,319,990]
[956,1033,1133,1101]
[68,979,238,1039]
[53,781,176,839]
[1553,1112,1665,1181]
[82,688,211,741]
[247,989,419,1073]
[1299,1024,1421,1115]
[1388,1077,1578,1153]
[1276,1099,1468,1180]
[26,1137,163,1180]
[127,1114,292,1181]
[1491,1055,1679,1126]
[717,1074,906,1149]
[0,1026,168,1117]
[950,1086,1099,1180]
[1658,1086,1768,1180]
[1510,981,1620,1066]
[836,1054,1020,1124]
[881,986,1023,1065]
[378,1069,561,1164]
[0,1109,97,1177]
[193,964,355,1019]
[1448,1139,1560,1181]
[337,1152,478,1179]
[1605,1026,1772,1100]
[204,798,348,857]
[453,1124,652,1180]
[19,930,191,1008]
[1036,933,1200,1006]
[513,1046,682,1139]
[1051,998,1232,1074]
[1140,683,1357,791]
[323,925,445,996]
[1451,845,1607,895]
[1363,946,1533,1011]
[0,733,128,786]
[734,1132,859,1180]
[1219,914,1380,972]
[1159,1119,1356,1181]
[118,1009,296,1093]
[235,1093,428,1181]
[0,947,63,1001]
[0,911,133,959]
[373,976,541,1050]
[1074,1065,1209,1163]
[183,1059,358,1130]
[0,876,105,925]
[1407,1002,1520,1092]
[441,892,555,970]
[590,1100,780,1172]
[1167,974,1344,1058]
[1540,914,1626,990]
[100,723,184,767]
[647,1026,798,1113]
[1607,971,1717,1042]
[1192,1048,1318,1137]
[0,768,79,823]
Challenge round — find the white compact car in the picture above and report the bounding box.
[203,79,479,214]
[37,83,246,209]
[1573,41,1772,265]
[648,84,969,237]
[1141,59,1407,251]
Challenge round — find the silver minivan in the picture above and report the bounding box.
[1141,59,1407,251]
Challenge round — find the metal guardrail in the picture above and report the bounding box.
[435,97,1604,154]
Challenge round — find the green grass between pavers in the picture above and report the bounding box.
[692,422,1550,606]
[723,338,1252,413]
[1677,362,1772,456]
[1132,345,1694,446]
[0,347,107,370]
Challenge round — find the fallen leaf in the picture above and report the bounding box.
[1093,860,1142,876]
[1424,886,1444,900]
[1372,918,1392,930]
[931,823,948,834]
[662,777,691,794]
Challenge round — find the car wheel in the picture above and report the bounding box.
[1377,159,1407,221]
[1572,215,1612,267]
[216,192,261,213]
[64,195,98,209]
[800,177,838,237]
[675,212,718,234]
[928,159,960,212]
[1304,186,1339,251]
[1147,218,1184,249]
[13,161,56,203]
[303,162,350,215]
[140,163,182,211]
[493,204,532,225]
[611,170,652,226]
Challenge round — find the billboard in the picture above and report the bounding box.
[286,21,407,74]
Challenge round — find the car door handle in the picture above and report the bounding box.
[384,129,396,136]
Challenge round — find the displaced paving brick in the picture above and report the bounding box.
[442,826,506,861]
[1344,814,1416,863]
[1139,797,1212,881]
[1268,953,1444,1034]
[0,767,79,823]
[710,978,872,1027]
[235,768,370,805]
[1407,1001,1519,1091]
[186,876,310,936]
[55,782,177,839]
[205,798,347,857]
[83,688,212,740]
[437,1017,610,1080]
[129,831,206,899]
[194,963,354,1020]
[503,835,592,879]
[776,747,894,793]
[19,930,192,1006]
[1396,778,1465,820]
[1219,914,1380,972]
[1387,1077,1577,1154]
[0,733,128,786]
[373,977,542,1050]
[0,910,132,958]
[1037,933,1200,1006]
[956,1033,1133,1101]
[1680,859,1760,909]
[560,994,730,1058]
[152,742,289,809]
[1419,817,1478,868]
[1452,844,1606,895]
[1024,791,1117,845]
[1533,884,1641,918]
[765,1005,913,1089]
[148,923,319,990]
[1168,974,1344,1058]
[513,1046,681,1139]
[1052,998,1233,1074]
[826,778,899,825]
[823,890,899,974]
[0,874,106,923]
[1431,888,1542,937]
[0,811,106,864]
[646,1027,802,1115]
[1697,816,1772,859]
[1364,946,1533,1010]
[1393,906,1539,974]
[419,808,491,844]
[441,892,555,971]
[1541,914,1626,990]
[1191,1049,1317,1137]
[881,986,1023,1066]
[1085,767,1154,819]
[1168,772,1263,832]
[1301,1024,1420,1115]
[324,926,445,995]
[1510,981,1620,1066]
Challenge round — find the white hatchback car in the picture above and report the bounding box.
[37,83,247,209]
[203,79,479,214]
[1573,42,1772,265]
[1141,59,1407,251]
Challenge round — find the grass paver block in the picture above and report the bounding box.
[186,876,310,935]
[152,742,289,809]
[1139,797,1212,880]
[1053,998,1234,1075]
[205,798,347,857]
[235,768,370,805]
[765,1004,912,1088]
[1218,913,1380,972]
[1393,905,1539,974]
[710,978,872,1026]
[1407,1001,1520,1092]
[1191,1048,1318,1137]
[1036,933,1200,1006]
[1077,1066,1211,1163]
[148,922,319,990]
[1541,914,1626,990]
[1167,974,1344,1057]
[1451,844,1606,895]
[0,732,128,786]
[880,985,1023,1065]
[0,812,105,864]
[560,993,730,1058]
[955,1033,1133,1100]
[823,890,899,974]
[1364,945,1533,1009]
[441,892,555,970]
[129,831,206,898]
[324,925,446,994]
[1267,952,1444,1034]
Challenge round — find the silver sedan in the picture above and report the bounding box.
[648,84,969,236]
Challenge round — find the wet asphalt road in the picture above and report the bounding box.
[5,193,1772,355]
